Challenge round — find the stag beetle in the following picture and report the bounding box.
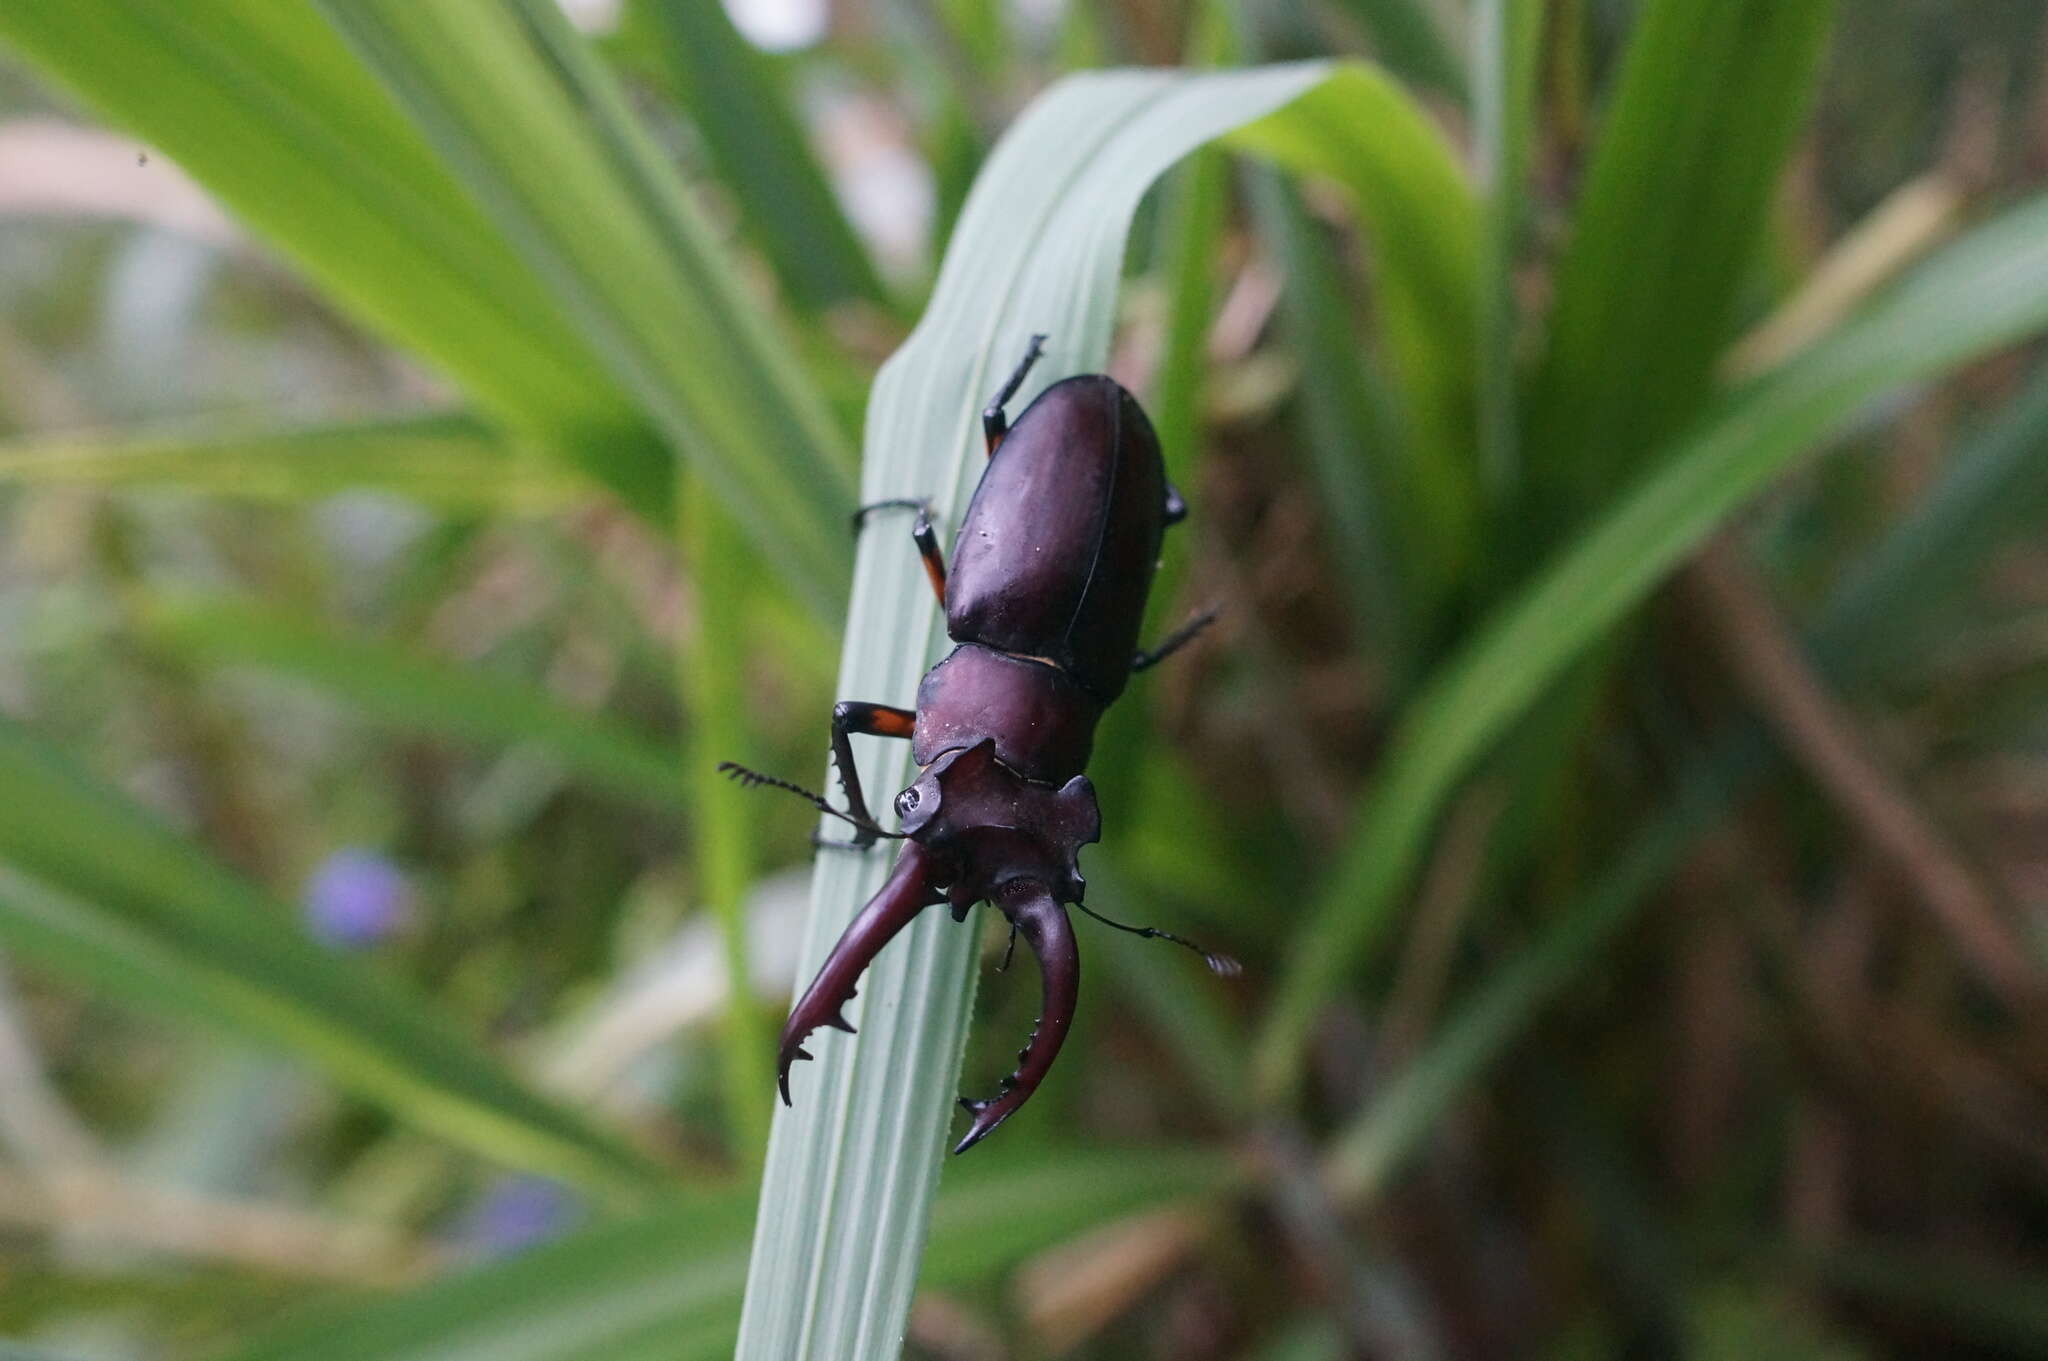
[723,335,1233,1153]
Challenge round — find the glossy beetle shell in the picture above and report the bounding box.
[758,344,1221,1157]
[944,375,1168,702]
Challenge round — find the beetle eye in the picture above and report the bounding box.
[895,787,920,815]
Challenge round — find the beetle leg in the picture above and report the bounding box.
[779,842,944,1105]
[850,498,947,605]
[850,496,925,534]
[830,701,918,847]
[907,504,946,603]
[954,882,1077,1153]
[1131,606,1219,673]
[981,332,1049,455]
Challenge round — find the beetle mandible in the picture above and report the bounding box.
[723,335,1233,1153]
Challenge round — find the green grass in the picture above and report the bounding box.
[1,2,2046,1356]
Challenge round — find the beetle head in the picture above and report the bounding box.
[893,739,1098,906]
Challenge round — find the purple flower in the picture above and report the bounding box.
[457,1176,582,1256]
[301,848,412,948]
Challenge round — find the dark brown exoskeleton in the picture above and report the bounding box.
[722,336,1234,1153]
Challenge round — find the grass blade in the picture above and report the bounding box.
[1320,0,1468,103]
[139,595,683,808]
[0,721,663,1196]
[0,2,671,519]
[1230,66,1483,597]
[1148,149,1230,505]
[315,0,856,613]
[679,482,774,1162]
[1472,0,1543,507]
[1092,867,1250,1120]
[1524,0,1836,526]
[1323,761,1737,1200]
[0,412,585,515]
[1817,359,2048,682]
[630,0,889,313]
[1253,189,2048,1101]
[736,63,1346,1361]
[1790,1243,2048,1355]
[1088,146,1229,795]
[226,1149,1225,1361]
[1248,169,1416,667]
[1323,345,2048,1198]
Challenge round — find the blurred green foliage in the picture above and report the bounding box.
[0,1,2045,1358]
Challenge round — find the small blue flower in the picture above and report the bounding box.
[457,1176,582,1256]
[301,848,412,948]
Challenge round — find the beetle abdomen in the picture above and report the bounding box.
[945,375,1167,701]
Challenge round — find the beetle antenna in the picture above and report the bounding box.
[716,762,905,840]
[1071,903,1241,977]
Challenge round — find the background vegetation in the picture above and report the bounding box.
[0,0,2045,1357]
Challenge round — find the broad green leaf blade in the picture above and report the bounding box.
[227,1150,1224,1361]
[315,0,857,613]
[1524,0,1835,525]
[1230,66,1483,595]
[0,2,671,520]
[738,63,1340,1361]
[0,412,586,515]
[1252,189,2048,1101]
[630,0,889,313]
[0,719,663,1196]
[140,596,683,808]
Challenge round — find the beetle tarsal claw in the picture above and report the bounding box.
[952,886,1077,1155]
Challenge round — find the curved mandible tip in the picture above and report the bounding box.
[954,884,1077,1153]
[778,842,940,1105]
